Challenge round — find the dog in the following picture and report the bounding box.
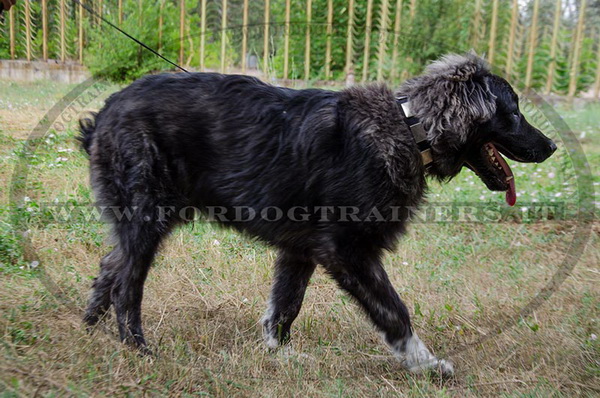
[79,53,556,376]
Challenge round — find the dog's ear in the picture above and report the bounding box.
[400,53,497,146]
[425,52,483,82]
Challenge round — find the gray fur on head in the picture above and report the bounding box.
[398,52,497,177]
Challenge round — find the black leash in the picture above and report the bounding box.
[71,0,190,74]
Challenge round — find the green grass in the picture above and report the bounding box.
[0,79,598,397]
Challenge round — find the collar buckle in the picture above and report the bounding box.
[396,96,432,167]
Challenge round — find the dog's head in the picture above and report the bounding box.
[400,53,556,206]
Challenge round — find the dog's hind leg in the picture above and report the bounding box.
[109,218,171,351]
[84,249,122,326]
[322,249,454,376]
[262,250,317,348]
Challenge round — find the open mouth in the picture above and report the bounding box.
[465,142,516,206]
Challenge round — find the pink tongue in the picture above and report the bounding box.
[488,144,516,206]
[506,177,516,206]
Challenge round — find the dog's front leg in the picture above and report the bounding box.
[322,251,454,377]
[262,250,317,348]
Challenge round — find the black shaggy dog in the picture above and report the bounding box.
[80,54,556,375]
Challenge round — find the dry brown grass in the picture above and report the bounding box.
[1,81,598,397]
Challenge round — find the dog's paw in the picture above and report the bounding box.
[392,333,454,378]
[405,358,454,377]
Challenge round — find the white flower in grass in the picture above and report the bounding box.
[479,195,485,200]
[23,196,31,202]
[555,192,562,197]
[591,333,597,341]
[548,172,555,179]
[454,187,461,192]
[29,261,39,269]
[402,261,409,266]
[212,239,220,246]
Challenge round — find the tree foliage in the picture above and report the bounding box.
[0,0,597,94]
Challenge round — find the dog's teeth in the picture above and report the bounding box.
[506,176,513,181]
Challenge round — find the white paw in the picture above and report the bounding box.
[263,333,279,349]
[392,333,454,377]
[406,358,454,377]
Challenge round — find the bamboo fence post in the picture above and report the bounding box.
[42,0,48,61]
[179,0,185,66]
[200,0,207,71]
[118,0,123,25]
[545,0,562,94]
[471,0,482,50]
[60,0,66,62]
[263,0,270,76]
[402,0,414,80]
[488,0,498,65]
[324,0,333,80]
[362,0,374,82]
[24,0,31,61]
[283,0,291,80]
[391,0,403,82]
[505,0,518,77]
[136,0,142,63]
[525,0,540,89]
[9,6,14,59]
[242,0,249,73]
[345,0,355,78]
[593,34,600,99]
[567,0,586,103]
[304,0,312,81]
[221,0,228,73]
[158,0,164,51]
[98,0,103,29]
[79,0,84,64]
[376,0,390,81]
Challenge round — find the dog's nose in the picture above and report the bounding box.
[548,140,557,154]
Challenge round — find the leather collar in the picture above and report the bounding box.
[396,96,433,167]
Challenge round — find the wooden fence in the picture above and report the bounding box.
[1,0,599,100]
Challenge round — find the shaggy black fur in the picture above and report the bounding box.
[80,54,555,373]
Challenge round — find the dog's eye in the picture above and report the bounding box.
[512,110,520,118]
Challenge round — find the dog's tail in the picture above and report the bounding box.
[78,113,97,155]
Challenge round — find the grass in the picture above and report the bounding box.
[0,79,598,397]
